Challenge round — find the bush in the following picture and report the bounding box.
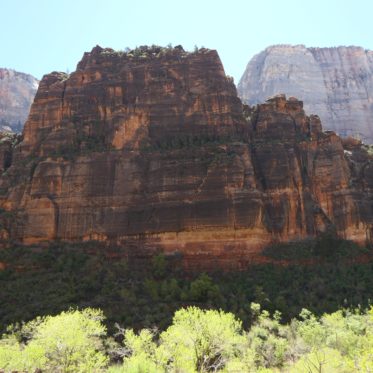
[160,307,245,372]
[1,304,373,371]
[0,308,108,372]
[189,273,221,302]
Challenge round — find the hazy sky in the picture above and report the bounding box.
[2,0,373,83]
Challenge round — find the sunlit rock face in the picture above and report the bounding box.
[0,68,39,132]
[0,45,372,269]
[238,45,373,144]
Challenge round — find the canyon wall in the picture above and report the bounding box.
[0,45,372,269]
[0,68,39,132]
[238,45,373,144]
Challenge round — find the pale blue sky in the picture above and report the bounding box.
[1,0,372,83]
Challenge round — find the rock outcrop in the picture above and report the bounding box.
[0,46,372,269]
[238,45,373,144]
[0,68,39,132]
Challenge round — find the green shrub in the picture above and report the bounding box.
[160,307,245,372]
[0,308,108,372]
[189,273,221,302]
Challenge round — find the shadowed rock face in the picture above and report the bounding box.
[0,46,372,269]
[238,45,373,144]
[0,69,39,132]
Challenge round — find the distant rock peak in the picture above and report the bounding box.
[238,44,373,144]
[0,68,39,132]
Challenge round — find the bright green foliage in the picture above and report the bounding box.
[124,329,157,358]
[113,307,245,372]
[246,304,289,369]
[121,328,167,371]
[108,354,160,373]
[287,307,373,372]
[0,308,107,372]
[296,308,326,347]
[0,333,47,372]
[2,303,373,372]
[353,307,373,372]
[111,326,167,372]
[160,307,245,372]
[288,347,354,372]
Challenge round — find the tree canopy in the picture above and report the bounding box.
[2,305,371,372]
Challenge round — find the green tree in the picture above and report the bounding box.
[246,303,289,369]
[288,347,354,373]
[108,355,160,373]
[160,307,245,372]
[151,254,167,279]
[189,273,221,302]
[0,308,107,372]
[111,326,167,372]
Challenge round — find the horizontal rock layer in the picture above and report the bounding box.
[0,46,372,269]
[237,45,373,144]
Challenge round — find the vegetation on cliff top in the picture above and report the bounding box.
[92,44,212,62]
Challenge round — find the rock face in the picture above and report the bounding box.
[0,68,39,132]
[238,45,373,143]
[0,46,372,269]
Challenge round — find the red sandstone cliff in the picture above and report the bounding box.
[0,45,372,268]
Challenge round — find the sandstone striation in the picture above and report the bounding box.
[0,45,372,269]
[0,68,39,132]
[238,45,373,143]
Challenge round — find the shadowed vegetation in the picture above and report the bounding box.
[0,239,373,336]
